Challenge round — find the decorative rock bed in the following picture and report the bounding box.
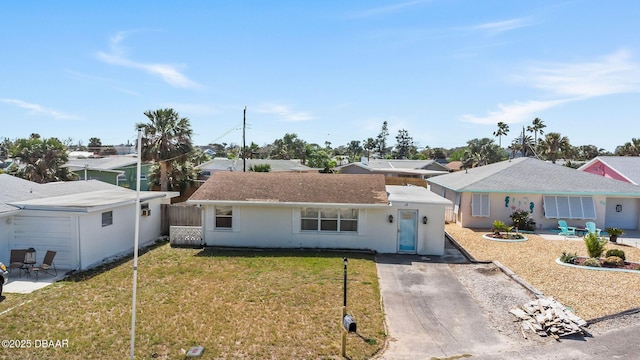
[482,233,528,242]
[555,258,640,274]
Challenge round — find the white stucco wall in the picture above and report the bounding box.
[202,205,400,253]
[78,199,163,269]
[201,195,449,256]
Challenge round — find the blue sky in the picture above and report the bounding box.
[2,1,639,153]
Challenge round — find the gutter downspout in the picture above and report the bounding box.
[76,214,82,271]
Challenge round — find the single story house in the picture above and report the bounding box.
[187,172,451,255]
[578,156,640,185]
[427,157,640,231]
[65,154,153,191]
[196,158,315,179]
[0,174,176,271]
[337,159,450,180]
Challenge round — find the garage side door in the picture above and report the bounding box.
[13,215,75,270]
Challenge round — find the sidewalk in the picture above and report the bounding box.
[536,229,640,247]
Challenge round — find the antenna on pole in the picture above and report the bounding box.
[243,106,247,172]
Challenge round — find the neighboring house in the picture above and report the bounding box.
[65,155,152,190]
[578,156,640,185]
[196,157,315,178]
[445,161,463,172]
[427,157,640,231]
[0,174,177,271]
[187,172,452,255]
[337,159,450,179]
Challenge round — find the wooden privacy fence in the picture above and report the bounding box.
[161,204,202,235]
[384,177,427,187]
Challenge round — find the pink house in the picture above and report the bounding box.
[578,156,640,185]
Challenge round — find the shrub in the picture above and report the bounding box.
[605,249,626,261]
[492,220,512,234]
[560,251,578,264]
[582,258,602,267]
[583,232,607,258]
[509,209,536,231]
[603,256,625,267]
[604,227,625,236]
[249,164,271,172]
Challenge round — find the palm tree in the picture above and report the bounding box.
[493,122,509,147]
[526,118,546,146]
[363,138,377,161]
[464,138,503,167]
[615,138,640,156]
[538,132,570,164]
[10,136,73,183]
[137,108,193,191]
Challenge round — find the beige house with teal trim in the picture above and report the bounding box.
[427,157,640,231]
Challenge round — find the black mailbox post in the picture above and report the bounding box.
[343,314,357,333]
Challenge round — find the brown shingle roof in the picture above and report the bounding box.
[188,172,389,205]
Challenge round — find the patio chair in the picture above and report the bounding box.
[585,222,601,237]
[32,251,57,281]
[557,220,576,237]
[9,249,27,277]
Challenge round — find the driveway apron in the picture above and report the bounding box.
[376,255,514,359]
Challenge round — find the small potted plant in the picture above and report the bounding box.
[604,227,624,242]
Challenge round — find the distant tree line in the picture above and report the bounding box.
[2,110,638,190]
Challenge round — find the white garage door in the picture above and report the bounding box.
[13,215,76,270]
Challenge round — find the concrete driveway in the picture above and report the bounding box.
[374,239,640,359]
[375,254,518,359]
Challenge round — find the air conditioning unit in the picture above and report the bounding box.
[141,208,151,217]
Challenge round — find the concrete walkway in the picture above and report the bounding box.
[4,270,68,294]
[537,229,640,247]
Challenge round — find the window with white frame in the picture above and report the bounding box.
[102,211,113,227]
[215,206,233,228]
[301,208,358,232]
[471,193,490,217]
[543,196,595,219]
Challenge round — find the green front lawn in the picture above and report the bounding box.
[0,243,385,359]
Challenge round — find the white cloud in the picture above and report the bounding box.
[96,31,200,89]
[463,50,640,125]
[522,50,640,97]
[472,18,530,34]
[255,103,314,122]
[461,98,574,125]
[1,98,80,120]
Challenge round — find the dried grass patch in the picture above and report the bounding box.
[446,224,640,320]
[0,244,384,359]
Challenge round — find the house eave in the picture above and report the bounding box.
[187,199,390,208]
[437,188,640,197]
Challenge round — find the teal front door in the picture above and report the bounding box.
[397,210,417,253]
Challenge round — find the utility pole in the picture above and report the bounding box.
[243,106,247,172]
